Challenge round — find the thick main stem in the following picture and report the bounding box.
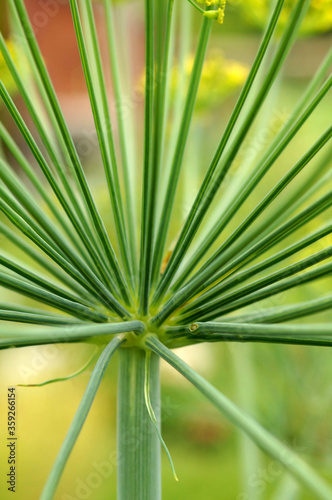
[117,347,161,500]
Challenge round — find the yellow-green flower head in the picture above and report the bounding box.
[195,0,227,24]
[170,52,249,113]
[232,0,332,35]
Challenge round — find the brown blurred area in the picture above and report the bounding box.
[19,0,144,132]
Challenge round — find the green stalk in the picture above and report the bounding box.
[152,0,309,304]
[0,320,145,349]
[117,347,161,500]
[0,193,129,317]
[181,222,332,315]
[151,16,212,285]
[0,252,90,306]
[139,0,156,316]
[0,122,81,252]
[10,0,121,270]
[0,310,79,326]
[174,74,332,288]
[186,0,205,14]
[13,0,130,303]
[40,336,124,500]
[151,0,175,285]
[177,146,332,302]
[70,0,133,283]
[225,294,332,325]
[0,33,91,248]
[103,0,138,282]
[0,271,108,322]
[8,0,91,193]
[0,222,100,304]
[161,0,192,200]
[0,156,104,282]
[152,129,332,326]
[147,337,332,500]
[186,121,332,291]
[231,346,261,500]
[0,86,118,292]
[180,244,332,322]
[167,322,332,348]
[198,259,332,322]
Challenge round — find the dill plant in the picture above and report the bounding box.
[0,0,332,499]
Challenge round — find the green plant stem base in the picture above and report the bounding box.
[117,348,161,500]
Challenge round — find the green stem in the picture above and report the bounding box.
[139,0,155,315]
[117,347,161,500]
[40,336,124,500]
[180,242,332,322]
[69,0,133,291]
[147,337,332,500]
[174,71,332,289]
[152,0,306,305]
[161,0,192,204]
[152,126,332,326]
[187,0,205,14]
[151,17,212,286]
[166,322,332,348]
[0,320,144,350]
[13,0,130,303]
[227,293,332,325]
[0,222,97,302]
[231,346,262,500]
[103,0,138,283]
[151,0,175,286]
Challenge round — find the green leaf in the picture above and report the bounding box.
[0,320,144,350]
[147,336,332,500]
[39,335,124,500]
[181,222,332,316]
[12,0,131,304]
[152,0,308,304]
[152,184,332,326]
[70,0,133,284]
[151,16,212,285]
[225,294,332,325]
[167,322,332,348]
[138,0,157,316]
[181,244,332,323]
[103,0,138,282]
[173,72,332,288]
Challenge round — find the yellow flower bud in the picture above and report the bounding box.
[194,0,227,24]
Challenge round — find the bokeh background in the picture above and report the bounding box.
[0,0,332,499]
